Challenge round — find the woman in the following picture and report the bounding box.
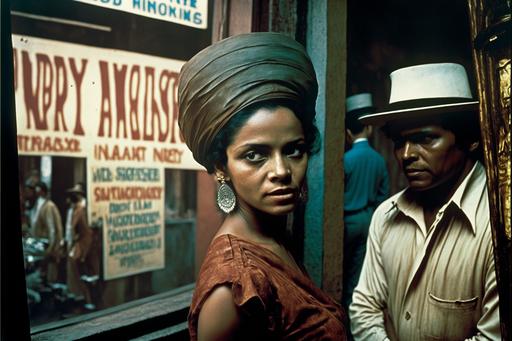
[178,32,346,340]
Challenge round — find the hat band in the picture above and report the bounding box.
[387,97,476,111]
[346,107,374,118]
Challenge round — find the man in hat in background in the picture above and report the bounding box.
[350,63,500,339]
[24,179,63,285]
[342,93,389,338]
[63,183,96,310]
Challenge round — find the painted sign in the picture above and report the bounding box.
[75,0,208,29]
[13,35,203,279]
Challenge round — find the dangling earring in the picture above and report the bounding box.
[216,174,236,214]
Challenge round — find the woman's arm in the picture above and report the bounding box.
[197,285,241,341]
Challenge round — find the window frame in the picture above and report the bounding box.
[30,284,194,340]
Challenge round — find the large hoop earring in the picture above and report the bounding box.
[216,174,236,214]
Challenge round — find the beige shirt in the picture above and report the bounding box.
[350,162,500,340]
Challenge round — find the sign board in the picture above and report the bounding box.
[75,0,208,29]
[13,35,204,279]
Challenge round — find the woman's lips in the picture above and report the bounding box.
[267,188,295,200]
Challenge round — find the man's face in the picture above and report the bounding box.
[24,187,36,208]
[69,193,80,204]
[389,123,469,192]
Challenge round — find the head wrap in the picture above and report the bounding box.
[178,32,318,169]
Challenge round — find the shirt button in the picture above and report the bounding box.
[405,311,411,320]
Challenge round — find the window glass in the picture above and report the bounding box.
[13,0,212,328]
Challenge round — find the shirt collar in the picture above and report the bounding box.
[35,196,46,211]
[450,161,486,234]
[395,161,485,235]
[353,137,368,144]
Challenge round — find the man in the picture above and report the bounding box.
[24,180,63,284]
[350,63,500,340]
[342,93,389,322]
[64,183,96,310]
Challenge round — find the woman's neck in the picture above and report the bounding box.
[218,208,288,245]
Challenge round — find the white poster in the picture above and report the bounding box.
[13,35,203,279]
[75,0,208,29]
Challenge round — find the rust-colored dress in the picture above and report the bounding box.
[188,234,347,340]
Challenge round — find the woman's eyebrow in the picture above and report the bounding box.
[237,143,269,149]
[286,137,306,144]
[231,143,270,154]
[238,137,305,148]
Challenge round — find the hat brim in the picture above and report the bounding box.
[359,101,479,126]
[66,188,84,194]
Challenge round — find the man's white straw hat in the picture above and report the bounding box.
[359,63,479,125]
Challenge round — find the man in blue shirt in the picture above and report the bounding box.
[342,93,389,324]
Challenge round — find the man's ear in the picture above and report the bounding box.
[346,129,354,141]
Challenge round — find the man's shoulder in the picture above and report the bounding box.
[361,144,387,163]
[41,199,58,211]
[74,203,87,215]
[345,143,386,162]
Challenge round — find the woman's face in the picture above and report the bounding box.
[223,106,308,216]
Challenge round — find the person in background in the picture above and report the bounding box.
[21,170,41,236]
[342,93,389,338]
[350,63,500,340]
[63,183,96,311]
[24,180,63,285]
[178,32,347,340]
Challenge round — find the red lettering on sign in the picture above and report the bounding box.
[153,147,183,164]
[17,135,81,153]
[22,51,45,130]
[143,67,160,141]
[54,55,68,132]
[19,50,86,136]
[98,60,112,137]
[69,58,87,135]
[129,65,141,140]
[94,144,146,161]
[114,63,128,138]
[159,71,172,142]
[38,53,53,128]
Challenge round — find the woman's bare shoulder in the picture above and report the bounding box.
[197,285,240,341]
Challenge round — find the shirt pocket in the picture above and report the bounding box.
[423,292,479,340]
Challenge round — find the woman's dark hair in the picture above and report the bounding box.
[204,99,321,173]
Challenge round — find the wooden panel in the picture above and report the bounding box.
[304,0,347,299]
[322,0,347,301]
[195,172,222,276]
[468,0,512,337]
[229,0,254,35]
[31,285,194,340]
